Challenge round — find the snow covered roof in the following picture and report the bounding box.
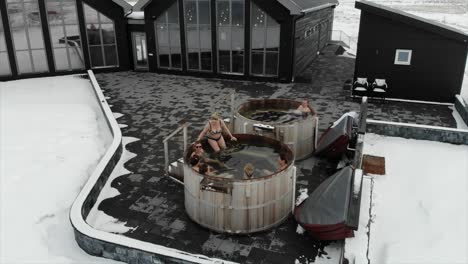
[356,0,468,43]
[277,0,339,15]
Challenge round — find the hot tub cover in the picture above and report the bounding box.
[294,166,354,240]
[315,112,358,159]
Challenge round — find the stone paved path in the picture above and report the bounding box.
[94,44,456,263]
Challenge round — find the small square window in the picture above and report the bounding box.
[394,49,412,65]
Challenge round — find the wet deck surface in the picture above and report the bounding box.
[94,44,456,263]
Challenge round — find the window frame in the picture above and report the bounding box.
[154,2,182,70]
[45,0,85,71]
[7,0,49,74]
[0,12,12,76]
[183,0,212,72]
[249,2,279,77]
[83,3,119,69]
[394,49,412,65]
[216,0,245,75]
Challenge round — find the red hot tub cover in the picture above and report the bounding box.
[294,166,355,240]
[315,112,358,159]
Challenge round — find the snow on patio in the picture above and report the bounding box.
[0,76,120,263]
[346,133,468,264]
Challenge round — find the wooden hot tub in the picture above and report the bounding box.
[233,99,318,160]
[184,134,296,234]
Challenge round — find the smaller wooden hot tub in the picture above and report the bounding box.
[184,134,296,234]
[233,99,318,160]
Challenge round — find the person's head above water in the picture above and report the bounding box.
[302,99,309,107]
[244,163,255,178]
[278,153,288,169]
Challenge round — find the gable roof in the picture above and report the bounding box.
[123,0,338,15]
[356,0,468,43]
[277,0,339,15]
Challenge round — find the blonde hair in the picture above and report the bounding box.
[210,112,221,120]
[244,163,255,177]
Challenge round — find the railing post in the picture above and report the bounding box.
[314,116,319,149]
[291,166,297,214]
[231,92,236,128]
[183,123,188,154]
[164,140,169,174]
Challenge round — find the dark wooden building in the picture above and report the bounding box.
[0,0,338,82]
[353,0,468,102]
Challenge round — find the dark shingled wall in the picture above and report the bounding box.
[293,7,334,78]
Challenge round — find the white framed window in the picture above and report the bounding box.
[394,49,412,65]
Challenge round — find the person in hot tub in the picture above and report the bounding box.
[191,140,226,169]
[197,112,237,154]
[190,154,214,175]
[278,153,289,171]
[296,99,311,116]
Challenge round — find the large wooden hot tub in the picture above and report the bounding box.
[184,134,296,234]
[233,99,318,160]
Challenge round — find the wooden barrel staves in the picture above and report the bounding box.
[184,134,296,234]
[233,99,317,160]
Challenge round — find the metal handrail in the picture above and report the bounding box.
[329,30,357,52]
[68,40,85,66]
[163,121,189,175]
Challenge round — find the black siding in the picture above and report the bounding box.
[293,7,334,78]
[354,11,468,102]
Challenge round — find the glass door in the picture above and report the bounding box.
[132,32,148,70]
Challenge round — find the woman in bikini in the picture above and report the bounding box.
[197,112,237,153]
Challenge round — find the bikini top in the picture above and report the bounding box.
[208,120,222,135]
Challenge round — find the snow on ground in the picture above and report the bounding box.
[86,136,139,233]
[0,76,120,263]
[294,242,343,264]
[344,176,372,264]
[333,0,468,101]
[360,133,468,264]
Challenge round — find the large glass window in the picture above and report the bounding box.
[7,0,49,74]
[83,3,118,68]
[217,0,244,74]
[184,0,211,71]
[46,0,84,71]
[0,12,12,76]
[155,2,182,70]
[251,3,279,76]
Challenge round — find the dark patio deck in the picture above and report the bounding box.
[93,44,456,263]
